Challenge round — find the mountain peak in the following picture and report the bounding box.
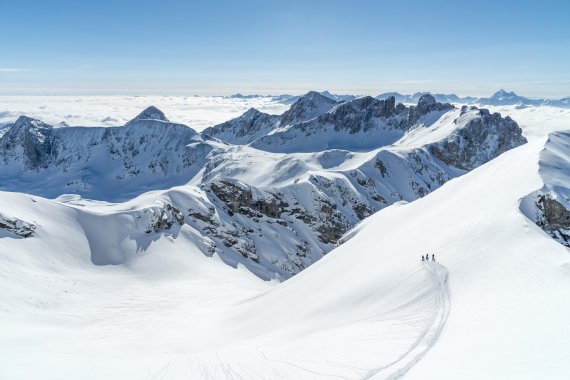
[13,116,53,132]
[492,89,517,98]
[131,106,169,122]
[418,93,436,106]
[304,91,333,102]
[243,107,261,117]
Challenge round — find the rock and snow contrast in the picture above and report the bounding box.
[1,92,569,379]
[376,89,570,109]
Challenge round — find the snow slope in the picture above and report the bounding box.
[1,100,569,379]
[184,124,570,379]
[0,96,526,279]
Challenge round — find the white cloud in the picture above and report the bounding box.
[0,96,290,131]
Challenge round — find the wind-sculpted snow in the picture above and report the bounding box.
[0,97,527,279]
[520,131,570,247]
[1,99,569,380]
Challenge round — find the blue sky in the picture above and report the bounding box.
[0,0,568,97]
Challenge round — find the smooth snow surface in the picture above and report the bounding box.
[1,102,570,379]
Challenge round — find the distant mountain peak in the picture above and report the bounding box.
[304,91,333,102]
[243,107,261,117]
[492,89,517,98]
[13,116,53,133]
[131,106,169,122]
[418,93,436,106]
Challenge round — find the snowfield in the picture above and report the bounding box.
[1,96,570,379]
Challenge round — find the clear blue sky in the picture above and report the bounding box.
[0,0,568,97]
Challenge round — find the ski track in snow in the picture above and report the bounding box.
[366,262,450,380]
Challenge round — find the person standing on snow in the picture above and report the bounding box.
[432,254,435,261]
[422,255,425,261]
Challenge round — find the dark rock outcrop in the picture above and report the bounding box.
[536,195,570,247]
[0,215,36,237]
[129,106,169,122]
[145,203,185,234]
[203,108,280,144]
[1,116,53,170]
[429,108,526,170]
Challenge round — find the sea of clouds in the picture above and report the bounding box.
[0,95,290,131]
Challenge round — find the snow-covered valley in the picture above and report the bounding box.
[1,93,569,379]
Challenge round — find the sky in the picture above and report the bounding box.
[0,0,569,97]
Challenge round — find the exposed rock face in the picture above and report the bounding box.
[538,195,570,230]
[408,94,454,124]
[203,108,280,144]
[249,95,457,153]
[203,92,339,145]
[0,100,529,279]
[520,131,570,249]
[145,203,185,234]
[278,91,339,127]
[0,215,36,237]
[129,106,169,122]
[317,96,401,132]
[0,108,213,201]
[1,116,53,170]
[430,107,526,170]
[210,180,286,218]
[535,195,570,247]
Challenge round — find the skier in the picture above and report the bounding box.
[421,255,425,261]
[432,254,435,261]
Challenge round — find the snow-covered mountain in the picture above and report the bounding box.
[376,89,570,109]
[0,94,527,279]
[376,91,477,104]
[477,89,570,108]
[0,107,213,201]
[1,99,569,379]
[521,131,570,247]
[271,90,358,104]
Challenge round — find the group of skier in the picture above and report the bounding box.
[422,254,435,262]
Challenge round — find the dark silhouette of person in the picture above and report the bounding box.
[422,255,425,261]
[432,254,435,261]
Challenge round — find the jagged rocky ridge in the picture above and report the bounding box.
[0,214,36,238]
[0,107,213,200]
[521,131,570,248]
[376,89,570,108]
[0,93,528,279]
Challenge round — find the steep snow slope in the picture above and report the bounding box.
[0,190,274,379]
[174,129,570,379]
[0,96,527,279]
[2,119,567,379]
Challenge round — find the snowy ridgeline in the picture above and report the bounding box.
[376,89,570,108]
[520,131,570,247]
[0,93,529,279]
